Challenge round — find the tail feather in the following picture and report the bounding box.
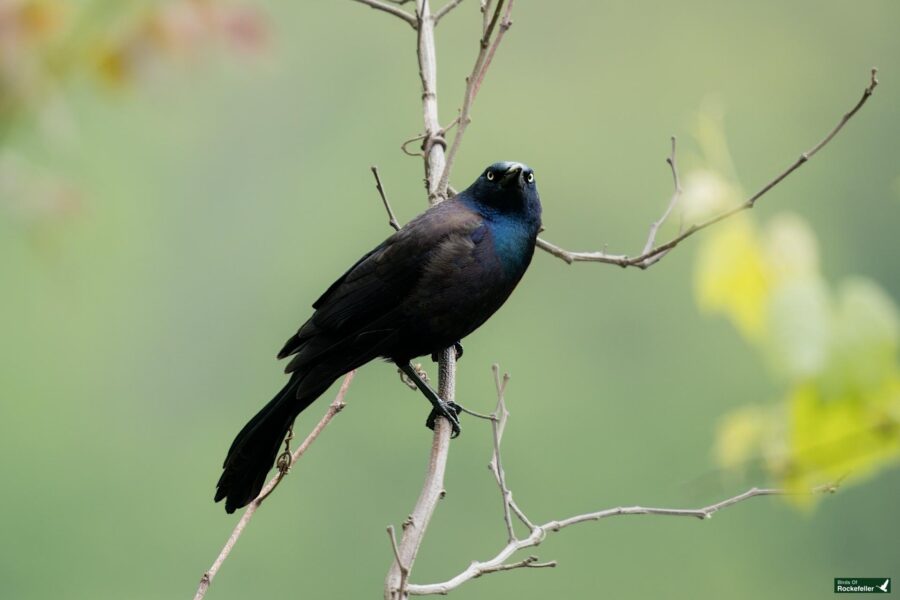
[216,334,385,513]
[215,378,315,513]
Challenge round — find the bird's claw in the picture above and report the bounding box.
[426,400,462,438]
[431,342,464,363]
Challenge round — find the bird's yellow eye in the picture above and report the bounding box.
[526,172,534,183]
[486,171,495,181]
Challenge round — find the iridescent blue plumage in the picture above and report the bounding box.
[215,161,542,513]
[459,161,542,275]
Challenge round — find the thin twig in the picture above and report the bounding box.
[480,0,494,33]
[640,136,682,257]
[537,68,879,269]
[371,166,401,231]
[475,555,557,577]
[434,0,465,23]
[488,366,515,542]
[470,1,513,102]
[462,366,537,535]
[486,366,534,531]
[455,403,494,420]
[491,410,515,542]
[386,526,410,595]
[400,117,459,158]
[548,483,839,529]
[352,0,419,28]
[194,372,356,600]
[435,0,514,197]
[401,133,427,157]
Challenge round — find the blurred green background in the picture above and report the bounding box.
[2,1,899,598]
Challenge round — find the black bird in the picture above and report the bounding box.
[215,161,542,513]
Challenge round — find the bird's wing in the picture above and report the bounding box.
[278,201,482,366]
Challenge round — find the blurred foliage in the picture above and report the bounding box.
[692,112,900,504]
[2,2,899,599]
[0,0,265,239]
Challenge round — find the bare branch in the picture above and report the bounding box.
[415,0,451,203]
[406,483,837,595]
[435,0,515,196]
[538,68,880,269]
[194,372,356,600]
[352,0,419,28]
[371,166,401,231]
[547,483,839,529]
[404,367,839,595]
[434,0,465,24]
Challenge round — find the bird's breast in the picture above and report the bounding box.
[486,215,538,278]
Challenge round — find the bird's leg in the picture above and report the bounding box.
[397,362,461,438]
[431,341,463,363]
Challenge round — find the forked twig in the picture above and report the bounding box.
[403,366,839,596]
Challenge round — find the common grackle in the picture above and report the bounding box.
[215,161,542,513]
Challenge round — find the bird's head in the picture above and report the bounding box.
[463,161,542,224]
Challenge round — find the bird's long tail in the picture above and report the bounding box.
[214,376,325,513]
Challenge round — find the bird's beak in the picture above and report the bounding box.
[500,165,522,185]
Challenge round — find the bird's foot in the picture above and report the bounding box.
[431,342,464,363]
[399,363,428,390]
[426,400,462,438]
